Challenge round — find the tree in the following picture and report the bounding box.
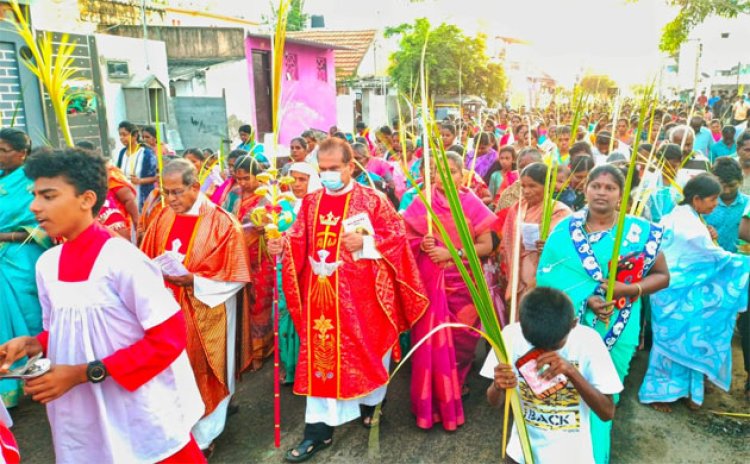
[579,74,618,97]
[385,18,507,106]
[264,0,309,31]
[630,0,750,54]
[286,0,309,32]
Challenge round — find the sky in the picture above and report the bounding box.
[232,0,680,88]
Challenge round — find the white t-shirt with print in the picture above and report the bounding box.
[480,323,623,464]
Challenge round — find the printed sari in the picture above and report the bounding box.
[226,190,274,365]
[403,186,498,431]
[639,204,749,406]
[225,189,296,369]
[0,168,49,407]
[501,199,571,315]
[537,209,663,464]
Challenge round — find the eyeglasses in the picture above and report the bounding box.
[163,188,187,197]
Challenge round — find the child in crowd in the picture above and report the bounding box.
[0,148,204,463]
[482,287,622,464]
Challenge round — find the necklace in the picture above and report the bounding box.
[584,213,617,233]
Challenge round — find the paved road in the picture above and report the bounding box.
[7,345,749,463]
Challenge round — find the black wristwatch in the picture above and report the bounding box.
[86,360,108,383]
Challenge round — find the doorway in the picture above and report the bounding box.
[252,50,272,138]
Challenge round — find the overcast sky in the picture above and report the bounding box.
[237,0,680,87]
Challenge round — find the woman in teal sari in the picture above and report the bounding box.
[0,129,49,408]
[536,165,670,464]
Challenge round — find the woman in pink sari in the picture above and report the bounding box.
[403,152,498,431]
[501,162,571,318]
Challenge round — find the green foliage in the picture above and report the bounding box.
[630,0,750,54]
[264,0,308,31]
[579,74,618,97]
[385,18,507,106]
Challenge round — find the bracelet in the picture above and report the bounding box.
[635,283,643,299]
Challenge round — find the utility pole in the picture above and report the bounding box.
[692,41,702,103]
[142,0,150,71]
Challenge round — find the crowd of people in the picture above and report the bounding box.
[0,90,749,464]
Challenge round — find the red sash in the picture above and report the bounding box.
[305,191,352,398]
[164,214,200,296]
[0,423,19,464]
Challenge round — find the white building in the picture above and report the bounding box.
[677,15,750,97]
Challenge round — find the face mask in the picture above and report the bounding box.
[320,170,344,191]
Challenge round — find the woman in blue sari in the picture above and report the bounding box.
[537,165,670,464]
[0,129,49,408]
[639,174,750,411]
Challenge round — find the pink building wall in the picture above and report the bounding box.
[245,36,337,147]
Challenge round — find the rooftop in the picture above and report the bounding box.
[287,29,377,79]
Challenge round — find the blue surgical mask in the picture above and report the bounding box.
[320,170,344,191]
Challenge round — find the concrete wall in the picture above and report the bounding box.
[94,33,169,157]
[106,25,245,63]
[204,59,253,140]
[336,93,355,133]
[30,0,96,35]
[246,36,337,150]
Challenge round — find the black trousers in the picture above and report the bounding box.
[304,422,334,442]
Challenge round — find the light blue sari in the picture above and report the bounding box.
[0,167,49,407]
[639,204,750,405]
[537,209,663,464]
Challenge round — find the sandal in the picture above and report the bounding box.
[361,401,385,429]
[202,442,216,460]
[284,438,332,463]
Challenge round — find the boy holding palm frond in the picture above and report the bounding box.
[483,287,622,464]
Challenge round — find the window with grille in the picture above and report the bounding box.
[316,57,327,82]
[285,53,298,80]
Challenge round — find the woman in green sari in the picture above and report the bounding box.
[0,129,49,408]
[536,164,670,464]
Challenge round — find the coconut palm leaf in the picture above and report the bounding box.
[604,82,655,305]
[154,92,165,206]
[269,0,291,165]
[6,1,76,147]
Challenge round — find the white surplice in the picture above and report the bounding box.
[36,238,203,464]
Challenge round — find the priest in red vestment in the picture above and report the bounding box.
[140,159,251,454]
[269,138,428,463]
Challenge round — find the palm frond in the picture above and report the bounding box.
[604,81,655,305]
[418,31,432,234]
[6,2,76,147]
[270,0,291,166]
[154,92,165,206]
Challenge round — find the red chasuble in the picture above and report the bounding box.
[282,183,428,399]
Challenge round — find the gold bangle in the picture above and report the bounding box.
[635,283,643,299]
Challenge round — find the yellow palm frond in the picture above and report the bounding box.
[6,2,76,147]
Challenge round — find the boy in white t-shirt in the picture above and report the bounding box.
[482,287,622,464]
